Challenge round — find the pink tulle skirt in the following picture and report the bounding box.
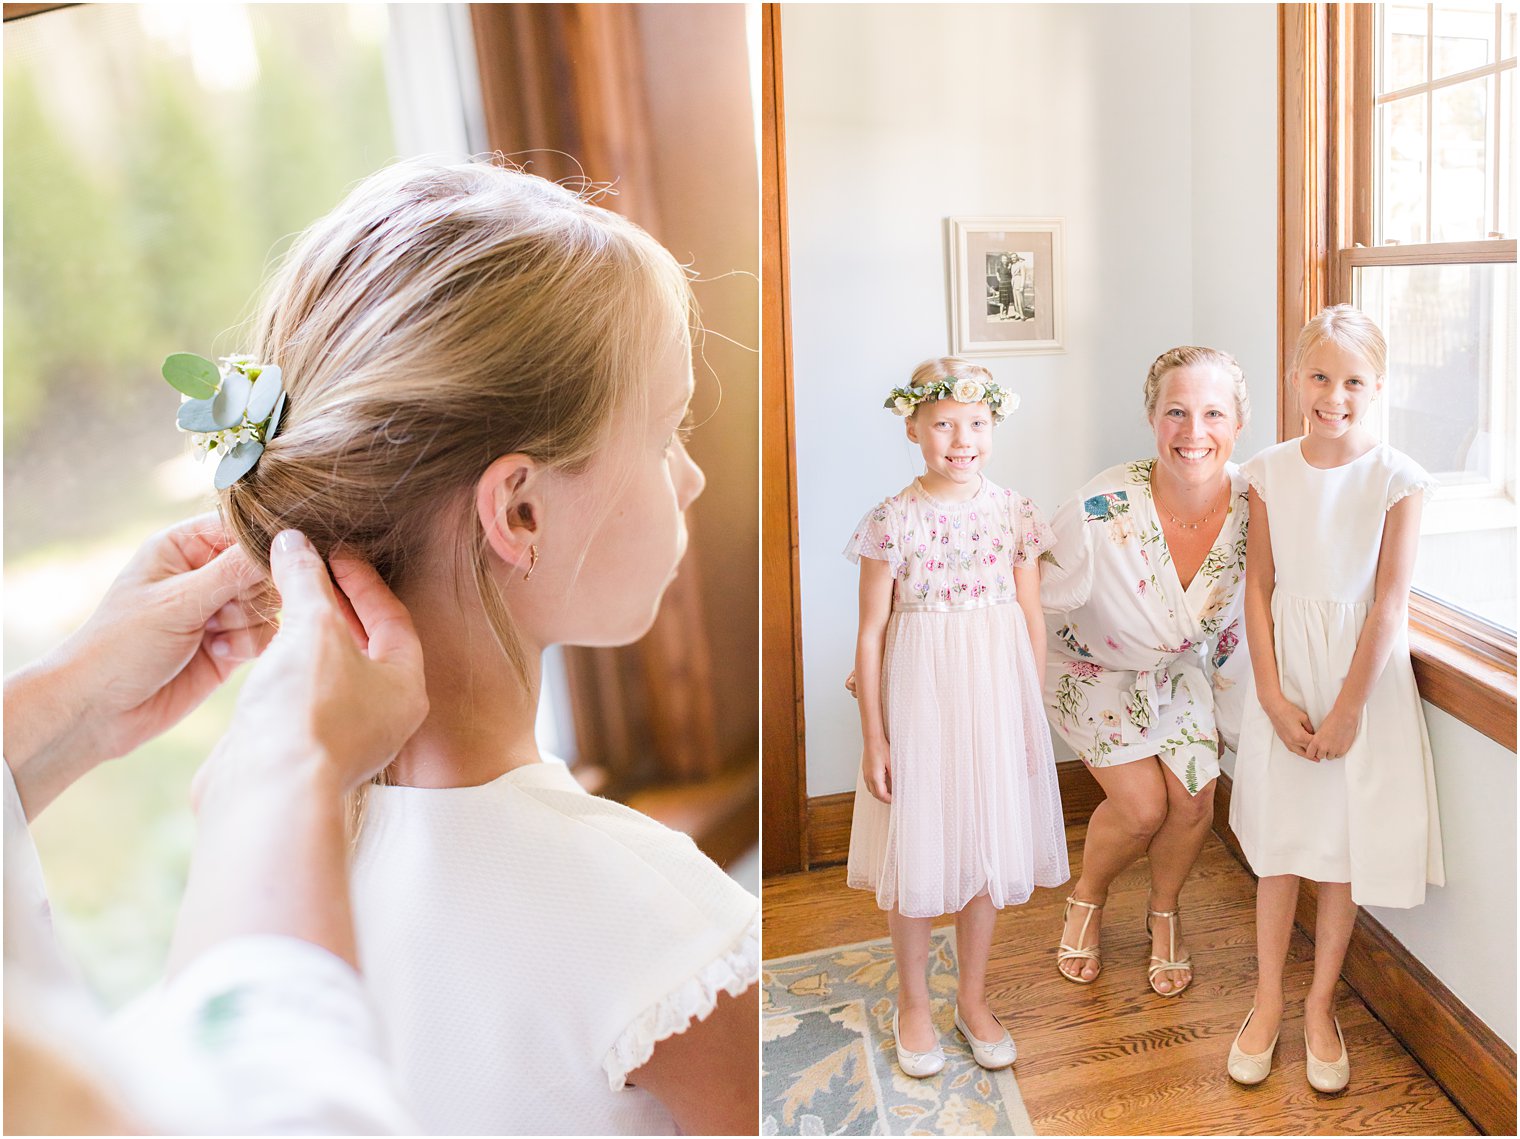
[847,601,1070,917]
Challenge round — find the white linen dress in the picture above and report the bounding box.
[1229,440,1445,907]
[1041,459,1251,794]
[843,477,1069,919]
[349,758,759,1135]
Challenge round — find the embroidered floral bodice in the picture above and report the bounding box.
[844,477,1053,612]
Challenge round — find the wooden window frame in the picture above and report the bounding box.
[1281,4,1516,752]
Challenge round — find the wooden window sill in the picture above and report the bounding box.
[1410,623,1517,752]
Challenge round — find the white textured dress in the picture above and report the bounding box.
[844,477,1069,919]
[349,758,759,1135]
[1229,440,1445,908]
[1041,459,1251,795]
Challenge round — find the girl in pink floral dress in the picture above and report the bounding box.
[845,357,1068,1078]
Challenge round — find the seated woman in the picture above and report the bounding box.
[1043,346,1251,998]
[189,160,758,1135]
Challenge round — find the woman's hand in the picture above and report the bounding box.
[1263,695,1316,760]
[1305,706,1358,761]
[862,739,892,803]
[5,514,273,818]
[173,530,427,973]
[195,531,428,799]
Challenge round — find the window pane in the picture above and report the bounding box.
[4,3,395,1007]
[1433,3,1495,76]
[1431,77,1490,240]
[1383,3,1429,91]
[1380,93,1429,243]
[1356,261,1517,633]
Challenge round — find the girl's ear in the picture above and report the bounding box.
[905,414,920,443]
[475,454,543,576]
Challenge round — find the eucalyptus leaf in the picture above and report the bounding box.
[246,365,283,421]
[176,397,221,432]
[212,372,252,429]
[215,441,264,490]
[264,391,289,442]
[162,353,220,400]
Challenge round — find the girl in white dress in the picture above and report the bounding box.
[203,161,758,1134]
[1227,306,1443,1094]
[846,358,1069,1078]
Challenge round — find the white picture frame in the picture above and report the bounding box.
[946,216,1065,357]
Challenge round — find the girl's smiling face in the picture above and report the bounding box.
[1149,363,1242,488]
[907,399,993,494]
[529,331,705,647]
[1294,338,1383,439]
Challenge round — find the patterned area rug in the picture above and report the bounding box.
[762,929,1035,1136]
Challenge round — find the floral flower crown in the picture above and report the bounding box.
[884,375,1019,422]
[163,353,287,489]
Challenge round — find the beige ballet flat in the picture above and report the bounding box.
[954,1007,1017,1070]
[1226,1008,1278,1086]
[1145,907,1193,997]
[1305,1017,1350,1093]
[892,1009,945,1078]
[1057,896,1103,983]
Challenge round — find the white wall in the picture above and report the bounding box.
[1367,709,1517,1048]
[784,3,1277,797]
[783,2,1517,1048]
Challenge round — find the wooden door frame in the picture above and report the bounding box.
[760,5,809,876]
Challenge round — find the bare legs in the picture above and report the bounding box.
[1059,757,1214,990]
[1146,772,1216,992]
[1238,875,1357,1062]
[1306,883,1356,1059]
[888,909,936,1050]
[890,892,1005,1051]
[954,894,1003,1039]
[1238,874,1298,1051]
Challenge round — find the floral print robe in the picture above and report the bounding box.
[1039,459,1249,795]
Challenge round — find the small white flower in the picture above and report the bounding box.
[1003,392,1021,413]
[952,378,985,404]
[893,396,915,416]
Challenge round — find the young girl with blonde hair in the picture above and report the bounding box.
[846,357,1068,1078]
[1227,305,1443,1093]
[169,160,758,1135]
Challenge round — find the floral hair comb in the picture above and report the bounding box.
[163,353,287,489]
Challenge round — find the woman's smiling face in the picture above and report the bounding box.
[1148,363,1241,488]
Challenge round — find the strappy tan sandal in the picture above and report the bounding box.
[1057,896,1103,983]
[1145,908,1193,997]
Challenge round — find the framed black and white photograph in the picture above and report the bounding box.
[946,216,1065,356]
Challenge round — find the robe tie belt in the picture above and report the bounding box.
[1129,666,1175,732]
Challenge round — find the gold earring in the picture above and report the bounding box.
[523,544,539,581]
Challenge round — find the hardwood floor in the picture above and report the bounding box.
[762,823,1478,1136]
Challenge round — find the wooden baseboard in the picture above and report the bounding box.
[1213,770,1517,1136]
[804,791,853,867]
[805,761,1101,870]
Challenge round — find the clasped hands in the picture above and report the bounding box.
[1263,695,1358,762]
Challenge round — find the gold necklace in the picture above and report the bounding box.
[1151,473,1228,531]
